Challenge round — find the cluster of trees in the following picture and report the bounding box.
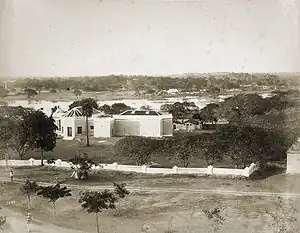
[98,103,132,115]
[0,97,133,161]
[0,107,57,165]
[116,90,300,168]
[20,179,129,233]
[9,73,293,94]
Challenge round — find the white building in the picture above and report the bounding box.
[53,106,109,140]
[53,107,173,140]
[113,110,173,137]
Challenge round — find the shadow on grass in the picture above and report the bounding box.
[249,165,285,181]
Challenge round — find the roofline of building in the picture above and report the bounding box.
[113,114,173,119]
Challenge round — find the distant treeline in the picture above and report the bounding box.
[7,73,297,93]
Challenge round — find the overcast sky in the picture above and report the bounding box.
[0,0,299,77]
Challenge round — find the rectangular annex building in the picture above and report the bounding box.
[113,110,173,137]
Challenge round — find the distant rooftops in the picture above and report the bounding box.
[120,110,163,116]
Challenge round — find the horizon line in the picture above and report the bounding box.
[2,71,300,79]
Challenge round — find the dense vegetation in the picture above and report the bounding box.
[116,90,300,168]
[4,73,298,94]
[0,88,299,169]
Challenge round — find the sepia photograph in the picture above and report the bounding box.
[0,0,300,232]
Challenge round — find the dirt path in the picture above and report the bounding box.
[1,177,300,199]
[1,208,86,233]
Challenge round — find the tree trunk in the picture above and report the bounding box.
[86,116,90,147]
[27,195,31,210]
[41,150,44,166]
[52,202,56,218]
[96,213,100,233]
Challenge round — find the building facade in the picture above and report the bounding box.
[113,110,173,137]
[53,107,173,140]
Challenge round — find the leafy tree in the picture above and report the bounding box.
[114,136,158,165]
[99,104,111,114]
[98,103,132,115]
[113,182,130,215]
[24,88,37,100]
[73,89,82,98]
[216,91,300,166]
[164,135,197,167]
[69,98,99,146]
[23,111,57,165]
[32,82,44,93]
[0,106,35,159]
[20,179,40,209]
[110,103,132,114]
[0,117,15,150]
[194,133,224,165]
[78,190,117,233]
[217,93,271,125]
[216,125,284,168]
[161,102,199,123]
[68,153,98,180]
[193,103,219,128]
[0,87,8,99]
[37,183,71,218]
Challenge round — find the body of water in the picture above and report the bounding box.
[4,93,272,116]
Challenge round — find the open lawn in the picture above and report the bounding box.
[6,138,240,169]
[0,167,300,233]
[0,166,293,195]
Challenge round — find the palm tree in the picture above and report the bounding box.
[80,98,99,147]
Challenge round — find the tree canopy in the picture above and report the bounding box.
[22,110,58,165]
[99,103,132,115]
[114,136,159,165]
[68,153,98,180]
[37,184,71,217]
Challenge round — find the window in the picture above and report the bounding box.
[62,127,64,134]
[90,126,94,130]
[67,127,72,137]
[77,127,82,135]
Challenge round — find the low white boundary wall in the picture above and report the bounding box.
[0,159,259,177]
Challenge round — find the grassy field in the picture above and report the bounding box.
[0,165,290,194]
[4,137,240,169]
[0,167,299,233]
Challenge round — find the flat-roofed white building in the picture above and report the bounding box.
[113,110,173,137]
[93,117,114,138]
[55,107,173,139]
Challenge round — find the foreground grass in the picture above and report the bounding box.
[0,165,289,194]
[0,178,298,233]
